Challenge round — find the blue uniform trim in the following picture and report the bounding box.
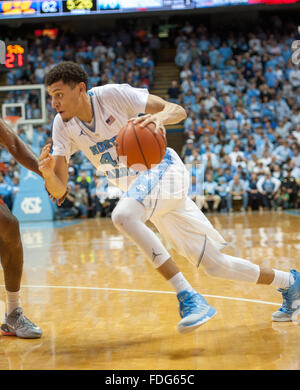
[123,148,173,204]
[79,93,96,133]
[197,234,207,268]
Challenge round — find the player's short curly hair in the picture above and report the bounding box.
[45,61,88,90]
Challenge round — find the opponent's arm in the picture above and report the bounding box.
[0,118,42,177]
[38,144,69,200]
[133,94,187,132]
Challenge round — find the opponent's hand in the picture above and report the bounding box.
[38,144,55,178]
[131,114,166,137]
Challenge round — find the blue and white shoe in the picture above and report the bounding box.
[177,290,217,334]
[272,269,300,322]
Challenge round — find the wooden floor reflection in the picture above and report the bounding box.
[0,210,300,370]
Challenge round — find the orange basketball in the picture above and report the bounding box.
[116,121,167,171]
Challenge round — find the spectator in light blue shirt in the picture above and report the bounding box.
[201,147,220,170]
[264,67,278,88]
[223,167,235,182]
[249,96,261,117]
[227,174,249,212]
[244,146,256,161]
[32,126,47,152]
[184,116,201,133]
[198,35,210,52]
[281,43,292,64]
[224,142,234,155]
[225,113,239,135]
[272,140,292,164]
[184,112,198,132]
[216,54,225,70]
[53,45,64,61]
[203,177,218,195]
[0,148,12,164]
[208,45,219,67]
[234,106,245,123]
[261,96,275,119]
[265,128,276,144]
[222,79,234,95]
[219,42,232,62]
[253,126,265,148]
[247,82,260,101]
[275,95,291,121]
[175,46,192,68]
[199,76,210,89]
[183,90,196,105]
[265,56,277,71]
[89,73,101,89]
[199,172,221,211]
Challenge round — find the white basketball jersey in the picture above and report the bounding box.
[52,84,149,191]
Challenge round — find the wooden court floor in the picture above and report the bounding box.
[0,210,299,370]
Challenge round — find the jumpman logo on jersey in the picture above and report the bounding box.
[79,130,86,136]
[152,248,162,262]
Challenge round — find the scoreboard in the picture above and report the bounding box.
[0,0,299,19]
[0,41,27,70]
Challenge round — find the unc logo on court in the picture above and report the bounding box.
[21,197,42,214]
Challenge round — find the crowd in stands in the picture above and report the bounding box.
[1,17,300,218]
[172,18,300,213]
[0,26,158,218]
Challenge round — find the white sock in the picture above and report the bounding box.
[169,272,195,294]
[271,270,294,289]
[6,290,20,315]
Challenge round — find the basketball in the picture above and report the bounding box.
[116,120,167,171]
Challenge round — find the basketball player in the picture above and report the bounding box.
[0,118,43,338]
[39,62,300,334]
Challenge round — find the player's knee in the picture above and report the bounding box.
[201,257,219,277]
[111,208,134,230]
[200,252,229,278]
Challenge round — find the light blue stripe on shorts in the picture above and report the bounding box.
[122,148,173,205]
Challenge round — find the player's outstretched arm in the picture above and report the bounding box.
[133,94,187,132]
[0,118,42,177]
[38,144,69,200]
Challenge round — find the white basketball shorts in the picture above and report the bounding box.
[122,147,227,266]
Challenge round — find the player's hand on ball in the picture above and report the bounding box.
[132,114,166,137]
[38,144,55,178]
